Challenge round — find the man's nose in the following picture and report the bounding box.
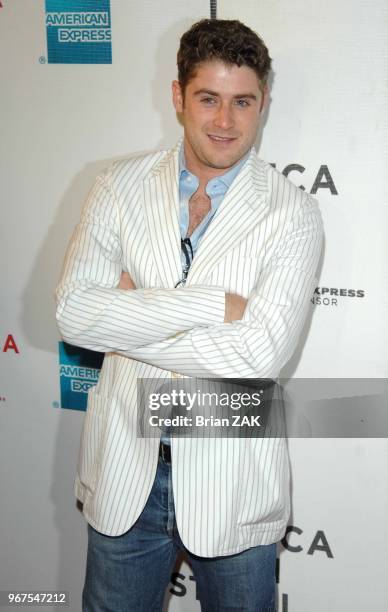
[213,103,234,130]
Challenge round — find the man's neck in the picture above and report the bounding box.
[183,142,234,190]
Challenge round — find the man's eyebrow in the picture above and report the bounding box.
[193,89,220,97]
[234,93,257,101]
[193,88,258,101]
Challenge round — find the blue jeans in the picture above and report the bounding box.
[82,454,277,611]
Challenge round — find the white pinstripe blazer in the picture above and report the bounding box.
[56,140,323,556]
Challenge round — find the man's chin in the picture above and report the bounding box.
[203,152,246,170]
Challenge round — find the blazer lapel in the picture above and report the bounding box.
[187,150,269,284]
[140,142,182,288]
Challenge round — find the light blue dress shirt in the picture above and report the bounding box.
[160,145,249,445]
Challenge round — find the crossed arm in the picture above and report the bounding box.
[118,272,247,325]
[56,220,322,379]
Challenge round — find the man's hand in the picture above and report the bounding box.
[224,293,247,323]
[118,271,136,290]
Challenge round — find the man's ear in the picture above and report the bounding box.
[172,80,184,113]
[259,83,269,114]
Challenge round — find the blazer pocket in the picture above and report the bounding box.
[77,388,108,495]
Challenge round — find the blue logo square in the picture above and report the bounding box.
[45,0,112,64]
[58,341,104,411]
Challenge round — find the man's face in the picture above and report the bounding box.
[172,60,268,178]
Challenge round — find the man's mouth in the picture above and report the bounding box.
[208,134,237,143]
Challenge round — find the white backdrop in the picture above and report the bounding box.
[1,0,387,610]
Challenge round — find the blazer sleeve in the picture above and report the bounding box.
[55,169,225,352]
[120,196,323,378]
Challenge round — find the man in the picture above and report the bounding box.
[56,18,323,612]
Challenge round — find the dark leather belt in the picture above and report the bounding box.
[159,441,171,464]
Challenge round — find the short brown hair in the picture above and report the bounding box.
[177,19,271,92]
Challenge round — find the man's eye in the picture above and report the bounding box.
[201,97,216,104]
[235,99,250,107]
